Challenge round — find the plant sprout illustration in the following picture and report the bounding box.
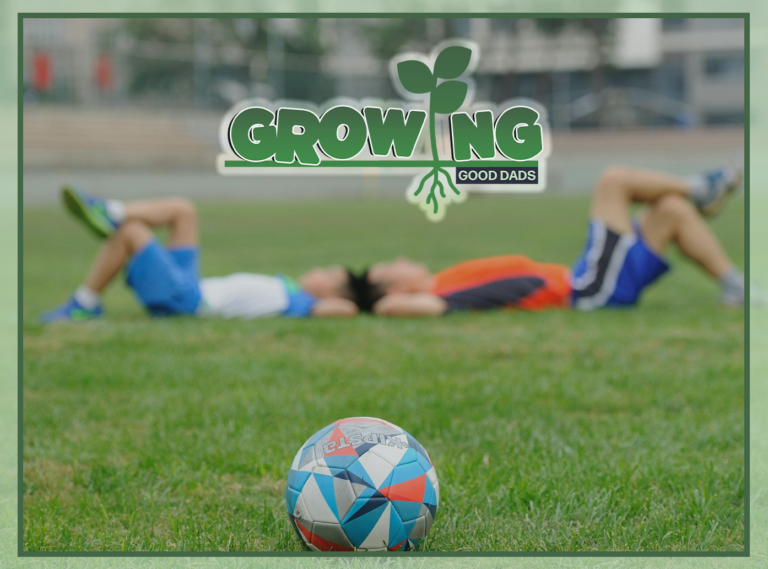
[397,45,472,219]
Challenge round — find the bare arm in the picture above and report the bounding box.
[311,298,359,318]
[373,293,448,317]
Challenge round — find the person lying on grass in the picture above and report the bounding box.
[40,189,359,322]
[354,164,752,316]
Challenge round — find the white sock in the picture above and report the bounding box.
[105,200,125,225]
[74,285,101,310]
[686,175,708,203]
[719,268,744,299]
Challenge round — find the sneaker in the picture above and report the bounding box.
[62,186,119,238]
[39,297,103,323]
[720,288,744,307]
[695,163,742,218]
[720,281,768,308]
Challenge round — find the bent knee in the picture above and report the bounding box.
[590,167,634,232]
[117,219,148,236]
[115,219,152,246]
[170,198,197,219]
[596,166,632,191]
[654,194,696,218]
[593,167,635,205]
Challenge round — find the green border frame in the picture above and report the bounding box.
[17,12,750,558]
[744,11,751,560]
[223,162,538,167]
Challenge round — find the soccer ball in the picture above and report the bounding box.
[285,417,439,551]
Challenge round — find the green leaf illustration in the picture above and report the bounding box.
[431,80,468,114]
[434,46,472,80]
[397,60,435,94]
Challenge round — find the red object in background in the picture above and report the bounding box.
[95,54,114,91]
[31,51,53,92]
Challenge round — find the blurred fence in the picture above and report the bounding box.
[21,16,745,205]
[22,17,745,130]
[21,103,743,204]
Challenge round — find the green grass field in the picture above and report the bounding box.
[22,194,745,552]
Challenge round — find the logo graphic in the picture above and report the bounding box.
[395,45,469,216]
[322,432,409,456]
[218,40,551,221]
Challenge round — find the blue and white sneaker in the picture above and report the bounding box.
[62,186,120,239]
[39,297,103,323]
[695,163,742,218]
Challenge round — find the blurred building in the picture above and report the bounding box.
[467,17,744,128]
[23,19,118,106]
[22,17,744,130]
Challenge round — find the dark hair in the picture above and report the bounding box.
[346,269,386,313]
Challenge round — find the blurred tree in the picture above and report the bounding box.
[123,18,333,106]
[216,18,269,93]
[535,18,616,126]
[124,19,196,104]
[280,20,335,102]
[363,19,430,60]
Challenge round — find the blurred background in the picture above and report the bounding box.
[22,17,745,203]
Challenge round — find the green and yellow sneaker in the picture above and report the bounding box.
[62,186,120,239]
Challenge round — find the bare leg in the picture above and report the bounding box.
[639,195,733,278]
[123,198,198,247]
[591,167,690,234]
[83,220,153,293]
[42,198,201,320]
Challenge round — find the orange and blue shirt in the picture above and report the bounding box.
[430,255,572,312]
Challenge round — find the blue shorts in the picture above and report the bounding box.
[571,219,670,310]
[126,240,201,316]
